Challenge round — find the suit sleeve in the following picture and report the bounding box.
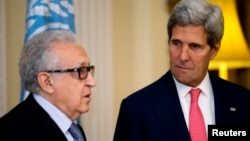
[113,99,143,141]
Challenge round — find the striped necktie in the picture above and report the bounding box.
[69,122,84,141]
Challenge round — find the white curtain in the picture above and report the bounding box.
[74,0,114,141]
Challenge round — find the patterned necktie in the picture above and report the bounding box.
[69,122,84,141]
[189,88,207,141]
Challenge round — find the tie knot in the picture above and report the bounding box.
[189,88,201,102]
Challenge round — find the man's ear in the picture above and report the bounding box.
[37,72,54,94]
[210,42,220,60]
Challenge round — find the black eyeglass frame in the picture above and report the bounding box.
[45,65,95,80]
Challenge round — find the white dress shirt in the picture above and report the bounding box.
[173,72,215,134]
[33,94,76,141]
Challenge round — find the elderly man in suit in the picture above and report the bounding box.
[113,0,250,141]
[0,30,96,141]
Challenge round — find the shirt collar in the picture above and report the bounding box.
[33,94,73,133]
[173,72,213,98]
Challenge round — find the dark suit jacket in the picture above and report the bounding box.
[0,94,87,141]
[113,70,250,141]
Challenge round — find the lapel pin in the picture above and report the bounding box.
[230,107,237,111]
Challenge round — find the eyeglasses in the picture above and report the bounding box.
[46,65,95,80]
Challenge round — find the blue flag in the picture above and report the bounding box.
[21,0,76,100]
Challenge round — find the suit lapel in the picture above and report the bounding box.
[152,71,191,140]
[209,73,240,124]
[209,72,250,126]
[24,94,69,140]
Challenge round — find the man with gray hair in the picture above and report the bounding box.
[0,30,96,141]
[114,0,250,141]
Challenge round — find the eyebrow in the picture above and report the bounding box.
[171,39,181,42]
[79,62,90,67]
[171,38,203,46]
[189,42,202,46]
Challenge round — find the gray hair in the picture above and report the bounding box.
[167,0,224,48]
[19,30,80,93]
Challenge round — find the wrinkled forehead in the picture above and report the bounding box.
[52,42,90,68]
